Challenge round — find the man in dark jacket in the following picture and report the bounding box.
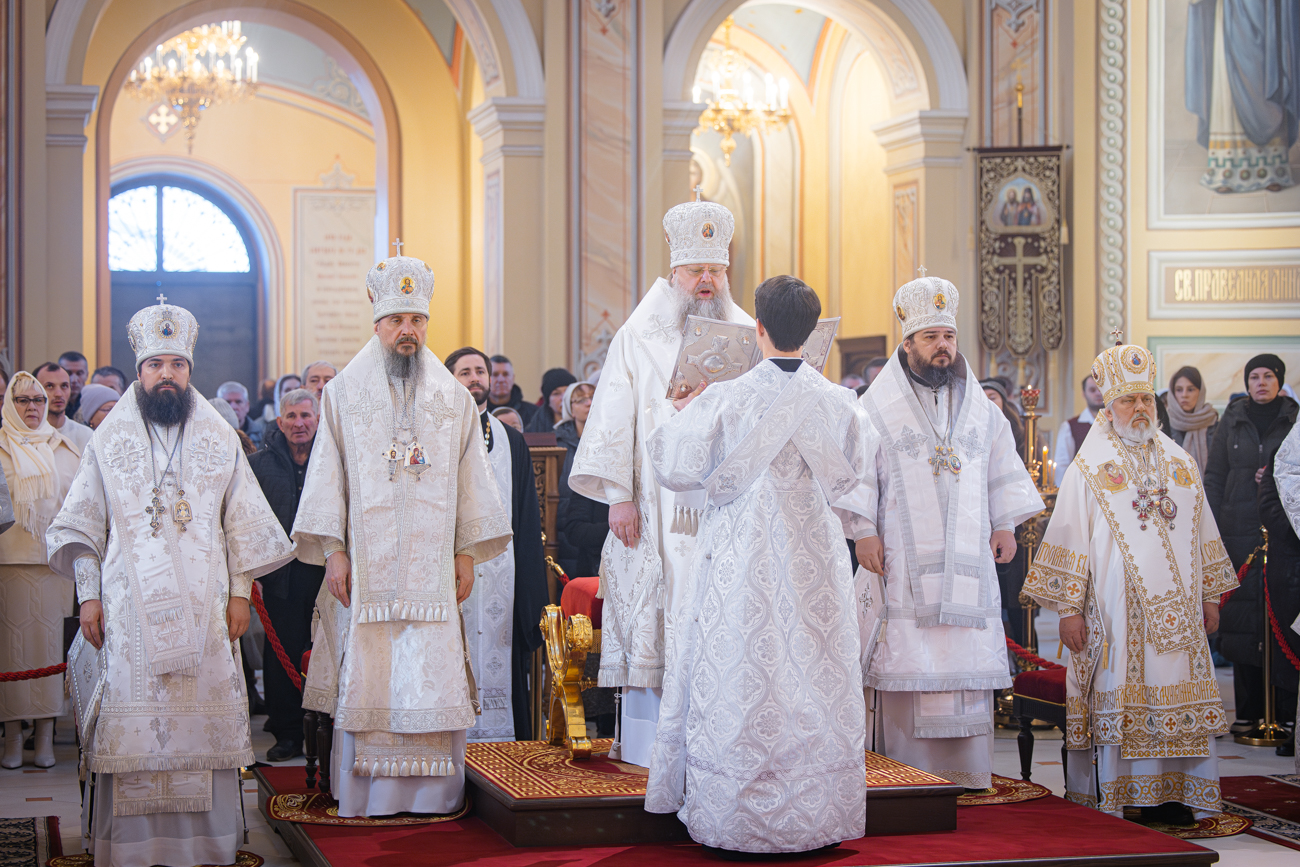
[1206,353,1298,734]
[447,347,550,740]
[1260,455,1300,755]
[248,388,325,761]
[486,355,541,429]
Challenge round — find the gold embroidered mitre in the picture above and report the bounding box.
[127,298,199,369]
[367,254,435,322]
[1091,343,1156,405]
[663,194,734,268]
[893,275,959,339]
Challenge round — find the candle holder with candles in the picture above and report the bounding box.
[1015,384,1058,655]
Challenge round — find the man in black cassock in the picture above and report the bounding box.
[446,347,548,740]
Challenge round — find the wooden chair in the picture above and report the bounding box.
[300,650,334,795]
[1011,666,1067,782]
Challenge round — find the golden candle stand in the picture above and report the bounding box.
[996,385,1059,729]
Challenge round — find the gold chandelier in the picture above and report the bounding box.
[125,21,259,154]
[694,16,792,166]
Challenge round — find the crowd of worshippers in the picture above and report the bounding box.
[0,190,1291,863]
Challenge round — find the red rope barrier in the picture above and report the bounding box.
[1264,567,1300,673]
[1220,545,1263,610]
[1005,637,1064,671]
[0,663,66,682]
[250,582,302,692]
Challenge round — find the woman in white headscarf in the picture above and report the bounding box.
[0,372,79,768]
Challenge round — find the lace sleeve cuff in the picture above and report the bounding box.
[1058,605,1082,618]
[74,555,101,602]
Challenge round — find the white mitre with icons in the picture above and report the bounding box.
[367,238,436,323]
[663,187,735,268]
[127,293,200,368]
[892,268,959,340]
[1091,331,1157,405]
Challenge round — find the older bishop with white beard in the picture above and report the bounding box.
[295,252,511,817]
[1024,340,1236,824]
[569,190,753,766]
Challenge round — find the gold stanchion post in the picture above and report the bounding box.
[1235,528,1286,747]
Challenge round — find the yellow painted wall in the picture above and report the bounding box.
[836,49,893,350]
[80,0,470,365]
[109,89,376,377]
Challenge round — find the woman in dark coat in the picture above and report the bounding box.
[1206,354,1298,732]
[1259,455,1300,754]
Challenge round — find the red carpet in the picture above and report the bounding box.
[259,766,1215,866]
[1221,774,1300,851]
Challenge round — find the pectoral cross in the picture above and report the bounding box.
[156,293,168,305]
[145,489,166,536]
[392,238,404,256]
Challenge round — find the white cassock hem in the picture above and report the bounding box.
[89,769,240,867]
[618,686,661,768]
[876,690,994,790]
[332,728,466,818]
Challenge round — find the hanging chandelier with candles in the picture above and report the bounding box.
[125,21,259,154]
[694,16,792,166]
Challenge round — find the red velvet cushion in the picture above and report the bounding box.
[1014,667,1066,705]
[560,576,603,629]
[301,650,312,676]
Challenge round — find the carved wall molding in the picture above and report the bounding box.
[1097,0,1126,340]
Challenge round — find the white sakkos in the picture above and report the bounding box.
[644,360,870,853]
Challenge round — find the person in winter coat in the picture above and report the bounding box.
[487,355,542,429]
[554,382,595,577]
[1206,354,1298,735]
[1259,454,1300,756]
[525,367,578,433]
[248,388,326,762]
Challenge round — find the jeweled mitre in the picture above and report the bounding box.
[893,275,959,339]
[127,299,199,368]
[1092,343,1156,405]
[367,254,435,322]
[663,198,734,268]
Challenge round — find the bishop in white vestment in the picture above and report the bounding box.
[1025,341,1236,823]
[445,347,548,742]
[47,300,294,867]
[843,275,1042,790]
[569,192,753,766]
[296,253,511,818]
[645,276,870,854]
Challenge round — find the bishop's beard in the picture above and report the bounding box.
[670,273,734,332]
[1112,409,1156,445]
[383,339,425,381]
[906,347,957,389]
[138,380,195,428]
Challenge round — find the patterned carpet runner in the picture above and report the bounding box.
[1221,773,1300,851]
[1121,808,1251,840]
[464,739,957,802]
[266,791,472,826]
[0,817,59,867]
[49,854,263,867]
[957,774,1050,806]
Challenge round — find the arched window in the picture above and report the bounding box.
[109,177,261,399]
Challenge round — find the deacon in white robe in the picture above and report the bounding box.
[445,347,548,742]
[1025,341,1236,823]
[842,274,1042,791]
[296,253,511,818]
[47,299,294,867]
[569,191,753,766]
[645,276,869,854]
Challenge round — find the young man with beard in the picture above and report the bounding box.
[294,252,511,818]
[34,362,92,452]
[843,274,1042,791]
[445,347,547,741]
[48,298,294,867]
[1024,340,1237,823]
[568,191,753,766]
[248,388,326,762]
